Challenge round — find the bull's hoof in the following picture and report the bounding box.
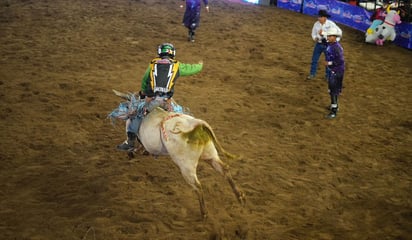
[127,151,134,159]
[238,191,246,206]
[201,211,208,221]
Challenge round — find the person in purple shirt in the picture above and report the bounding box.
[324,27,345,119]
[182,0,209,42]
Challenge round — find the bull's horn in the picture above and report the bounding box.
[387,5,391,12]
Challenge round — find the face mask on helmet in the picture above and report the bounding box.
[158,43,176,58]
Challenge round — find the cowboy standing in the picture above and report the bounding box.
[307,10,342,80]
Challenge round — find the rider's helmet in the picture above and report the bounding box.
[157,43,176,58]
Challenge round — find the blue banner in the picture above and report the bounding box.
[277,0,303,12]
[394,23,412,49]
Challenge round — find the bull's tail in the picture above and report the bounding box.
[199,121,238,160]
[166,115,238,159]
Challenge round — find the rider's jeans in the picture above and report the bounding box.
[125,97,166,135]
[126,116,142,134]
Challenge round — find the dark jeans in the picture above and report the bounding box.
[310,42,328,77]
[328,71,344,96]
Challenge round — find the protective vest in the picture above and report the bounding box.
[149,57,180,97]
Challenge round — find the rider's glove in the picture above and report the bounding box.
[139,91,146,99]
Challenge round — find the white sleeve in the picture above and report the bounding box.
[311,23,318,41]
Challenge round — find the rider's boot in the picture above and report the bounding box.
[117,132,136,151]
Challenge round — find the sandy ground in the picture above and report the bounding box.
[0,0,411,239]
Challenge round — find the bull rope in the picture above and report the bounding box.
[161,113,181,141]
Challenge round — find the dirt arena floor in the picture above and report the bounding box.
[1,0,411,239]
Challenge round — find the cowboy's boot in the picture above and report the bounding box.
[117,132,136,151]
[326,95,339,119]
[188,30,195,42]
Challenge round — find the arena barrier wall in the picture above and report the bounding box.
[276,0,412,49]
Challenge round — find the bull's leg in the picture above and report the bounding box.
[179,166,208,219]
[223,164,246,205]
[206,158,246,205]
[195,184,207,219]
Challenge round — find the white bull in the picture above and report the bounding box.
[110,91,246,219]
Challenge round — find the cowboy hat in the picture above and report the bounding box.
[318,10,331,18]
[326,27,341,37]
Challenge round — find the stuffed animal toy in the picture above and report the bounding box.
[366,4,387,35]
[365,7,402,46]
